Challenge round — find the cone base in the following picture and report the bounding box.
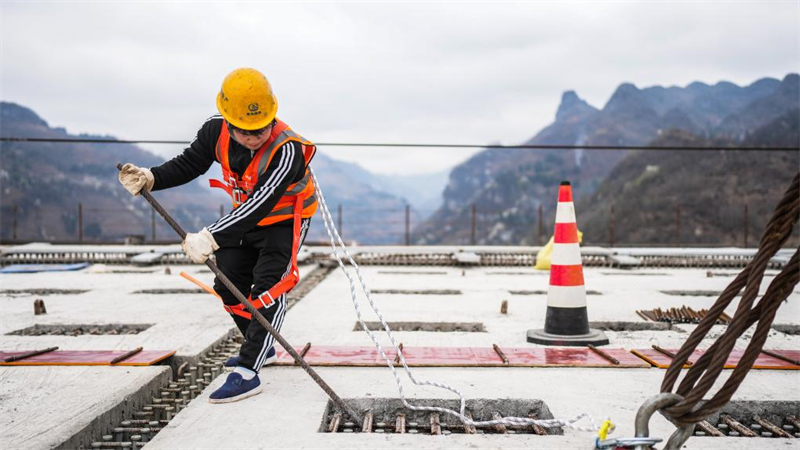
[526,328,609,347]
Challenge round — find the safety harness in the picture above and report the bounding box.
[209,119,316,319]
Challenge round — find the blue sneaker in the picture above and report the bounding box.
[224,347,277,368]
[208,372,262,404]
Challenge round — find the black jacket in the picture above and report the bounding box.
[150,115,306,247]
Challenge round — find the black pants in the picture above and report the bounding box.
[213,218,310,372]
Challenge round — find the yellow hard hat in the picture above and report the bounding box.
[216,68,278,130]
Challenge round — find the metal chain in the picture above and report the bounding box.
[660,172,800,424]
[309,167,601,432]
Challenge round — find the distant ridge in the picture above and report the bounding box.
[0,102,425,244]
[412,74,799,246]
[0,102,224,241]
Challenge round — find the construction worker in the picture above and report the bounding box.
[118,68,317,403]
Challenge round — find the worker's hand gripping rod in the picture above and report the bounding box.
[116,164,361,426]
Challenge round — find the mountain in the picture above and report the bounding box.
[0,102,226,242]
[304,153,419,244]
[305,153,448,218]
[412,74,799,245]
[716,74,800,140]
[0,102,418,244]
[576,110,799,246]
[360,170,449,219]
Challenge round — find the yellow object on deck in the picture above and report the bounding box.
[534,230,583,270]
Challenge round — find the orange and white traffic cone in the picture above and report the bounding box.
[527,181,608,346]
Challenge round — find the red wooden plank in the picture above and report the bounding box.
[502,347,648,367]
[0,350,175,366]
[631,349,679,368]
[631,349,800,370]
[274,345,385,366]
[399,346,506,366]
[274,345,648,367]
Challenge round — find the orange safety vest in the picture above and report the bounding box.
[209,118,318,225]
[209,118,317,319]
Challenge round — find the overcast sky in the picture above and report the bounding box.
[2,1,798,175]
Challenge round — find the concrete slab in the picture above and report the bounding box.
[277,266,800,350]
[0,262,315,356]
[1,264,279,357]
[1,250,797,449]
[0,365,170,450]
[0,262,317,448]
[147,262,799,449]
[148,366,798,449]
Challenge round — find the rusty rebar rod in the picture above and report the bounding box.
[328,413,342,433]
[117,164,362,427]
[492,344,509,364]
[395,413,406,434]
[295,342,312,364]
[753,415,793,438]
[361,411,373,433]
[696,420,725,437]
[721,415,756,437]
[4,346,58,362]
[464,413,477,434]
[760,349,800,366]
[527,413,548,435]
[111,347,143,364]
[491,412,508,434]
[588,344,620,365]
[394,343,404,365]
[430,413,441,435]
[653,345,693,366]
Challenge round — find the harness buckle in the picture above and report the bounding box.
[227,175,249,207]
[232,188,246,207]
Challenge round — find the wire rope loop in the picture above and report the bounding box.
[633,393,694,450]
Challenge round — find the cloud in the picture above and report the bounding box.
[2,2,797,175]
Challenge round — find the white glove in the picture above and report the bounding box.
[118,163,155,196]
[182,228,219,264]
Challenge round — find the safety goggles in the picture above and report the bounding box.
[228,121,274,137]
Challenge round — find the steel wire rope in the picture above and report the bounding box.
[309,167,603,432]
[660,172,800,425]
[1,136,797,152]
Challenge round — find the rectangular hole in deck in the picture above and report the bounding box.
[486,271,548,276]
[100,269,159,274]
[691,401,800,438]
[371,289,462,295]
[320,398,562,435]
[353,322,485,332]
[588,321,678,332]
[377,271,449,275]
[601,272,670,276]
[636,306,732,325]
[772,324,800,336]
[510,290,602,295]
[660,290,750,297]
[0,289,89,296]
[7,324,153,336]
[132,288,203,294]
